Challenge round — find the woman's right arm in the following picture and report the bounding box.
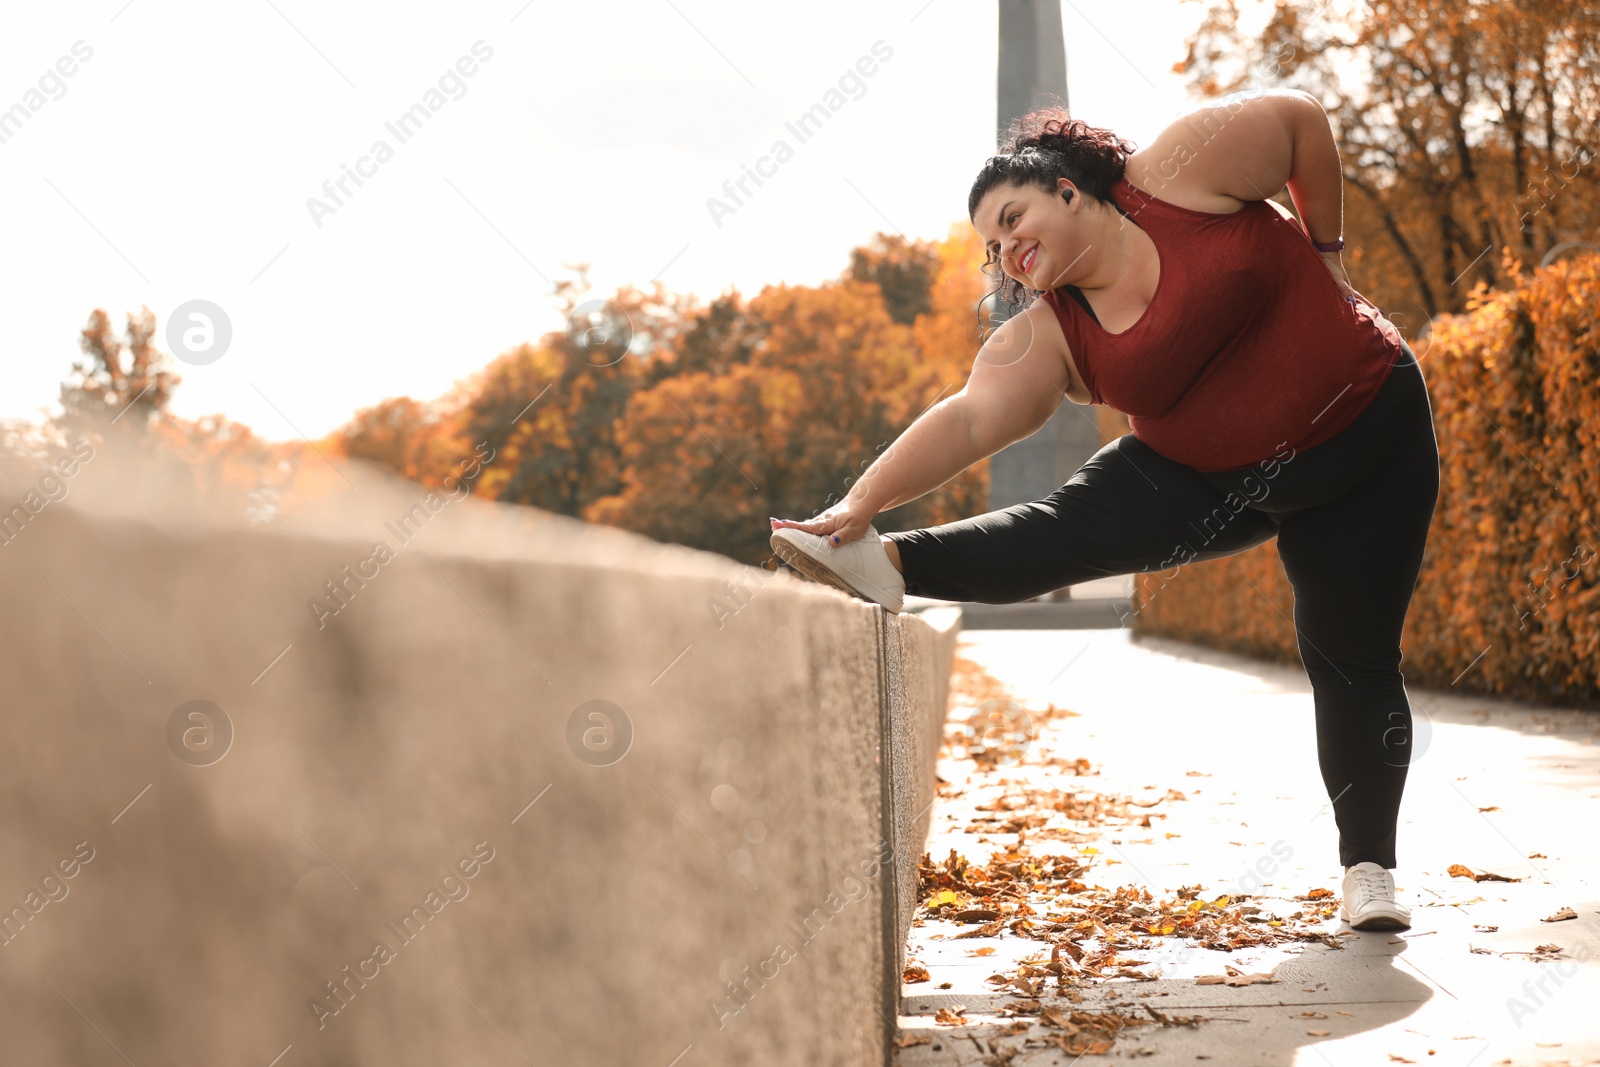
[772,301,1078,544]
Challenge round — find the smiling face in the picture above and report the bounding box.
[972,178,1093,292]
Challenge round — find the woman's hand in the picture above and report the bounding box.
[770,499,877,546]
[1318,249,1360,304]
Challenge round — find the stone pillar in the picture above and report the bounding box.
[988,0,1103,600]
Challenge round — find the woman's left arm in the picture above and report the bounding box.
[1126,89,1357,299]
[1277,91,1358,301]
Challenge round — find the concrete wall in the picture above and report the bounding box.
[0,436,958,1066]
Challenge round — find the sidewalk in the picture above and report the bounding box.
[895,627,1600,1066]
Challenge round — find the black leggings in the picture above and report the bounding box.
[887,345,1440,869]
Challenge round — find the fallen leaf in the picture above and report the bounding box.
[1304,887,1335,900]
[1388,1056,1416,1063]
[1301,1011,1329,1019]
[1542,907,1577,923]
[1198,972,1276,986]
[1042,1034,1111,1055]
[1008,976,1042,996]
[1477,806,1499,812]
[1446,863,1521,883]
[1473,924,1499,933]
[1039,1005,1076,1030]
[1307,1028,1332,1036]
[954,918,1005,939]
[903,964,931,983]
[934,1006,968,1026]
[970,946,997,957]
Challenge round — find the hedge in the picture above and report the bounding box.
[1129,251,1600,706]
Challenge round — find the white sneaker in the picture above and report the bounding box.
[770,524,906,614]
[1340,862,1412,930]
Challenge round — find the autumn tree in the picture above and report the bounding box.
[584,227,990,566]
[60,307,181,432]
[316,230,992,567]
[448,271,693,517]
[333,396,442,484]
[848,232,942,326]
[1178,0,1600,320]
[660,293,765,381]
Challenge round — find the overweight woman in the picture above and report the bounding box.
[768,89,1439,931]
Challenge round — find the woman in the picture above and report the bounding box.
[768,90,1439,932]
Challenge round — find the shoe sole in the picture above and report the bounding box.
[1341,907,1411,931]
[770,534,898,613]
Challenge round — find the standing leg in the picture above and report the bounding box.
[1271,383,1440,869]
[886,431,1280,604]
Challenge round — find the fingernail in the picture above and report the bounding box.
[831,535,839,544]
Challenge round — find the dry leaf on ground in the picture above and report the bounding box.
[1542,907,1577,922]
[1197,972,1276,986]
[1446,863,1521,883]
[1039,1005,1076,1030]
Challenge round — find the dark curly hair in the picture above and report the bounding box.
[968,108,1137,320]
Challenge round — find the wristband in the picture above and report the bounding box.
[1311,237,1345,252]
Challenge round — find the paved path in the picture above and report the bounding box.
[895,627,1600,1066]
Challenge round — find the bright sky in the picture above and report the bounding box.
[2,0,1212,440]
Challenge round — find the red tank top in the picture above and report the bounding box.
[1040,176,1404,472]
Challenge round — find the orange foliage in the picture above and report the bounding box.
[1180,1,1600,321]
[585,226,992,565]
[312,227,995,568]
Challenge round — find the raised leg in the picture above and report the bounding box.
[885,432,1281,604]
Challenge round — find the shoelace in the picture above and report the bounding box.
[1348,867,1391,902]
